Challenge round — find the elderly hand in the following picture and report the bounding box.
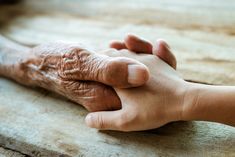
[22,36,176,112]
[0,35,175,114]
[24,42,153,111]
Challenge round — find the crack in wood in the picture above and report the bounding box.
[0,146,28,157]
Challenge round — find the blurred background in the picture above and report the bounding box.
[0,0,235,85]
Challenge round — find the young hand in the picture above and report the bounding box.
[85,44,188,131]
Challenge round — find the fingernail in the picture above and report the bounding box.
[128,64,149,85]
[85,114,93,127]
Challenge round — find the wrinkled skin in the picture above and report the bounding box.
[15,35,175,112]
[0,34,175,113]
[14,42,150,112]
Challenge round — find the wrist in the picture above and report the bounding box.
[2,56,30,82]
[165,80,193,123]
[181,83,235,125]
[181,82,208,121]
[180,82,197,121]
[0,47,35,86]
[0,36,31,80]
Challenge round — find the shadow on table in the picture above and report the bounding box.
[99,121,235,155]
[97,122,196,155]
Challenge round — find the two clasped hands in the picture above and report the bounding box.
[1,34,234,132]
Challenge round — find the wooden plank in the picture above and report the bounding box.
[0,147,25,157]
[17,0,235,34]
[0,78,234,157]
[0,0,235,156]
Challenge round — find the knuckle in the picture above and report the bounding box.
[116,113,130,131]
[84,85,120,112]
[58,78,66,86]
[83,99,100,112]
[117,110,138,132]
[71,82,93,98]
[62,81,104,111]
[85,55,108,81]
[59,47,92,79]
[59,81,87,97]
[83,103,96,112]
[103,59,125,85]
[76,50,100,80]
[96,115,105,129]
[83,88,109,111]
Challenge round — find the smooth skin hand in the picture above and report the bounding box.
[86,41,185,131]
[86,35,235,131]
[110,34,176,69]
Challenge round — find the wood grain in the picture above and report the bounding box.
[0,0,235,156]
[0,147,25,157]
[0,78,234,157]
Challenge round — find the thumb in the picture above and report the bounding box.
[61,49,149,88]
[153,39,177,69]
[85,110,123,130]
[99,57,150,88]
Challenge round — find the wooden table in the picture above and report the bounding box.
[0,147,25,157]
[0,0,235,156]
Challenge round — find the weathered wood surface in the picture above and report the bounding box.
[0,0,235,156]
[0,78,235,157]
[0,147,25,157]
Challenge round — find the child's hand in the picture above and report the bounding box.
[86,47,188,131]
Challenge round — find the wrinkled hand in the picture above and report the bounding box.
[20,42,150,111]
[85,38,188,131]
